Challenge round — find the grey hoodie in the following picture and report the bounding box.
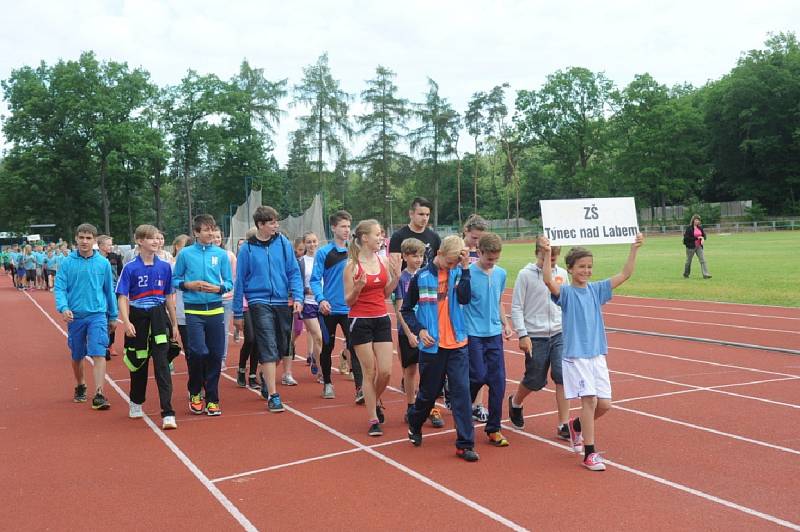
[511,262,569,338]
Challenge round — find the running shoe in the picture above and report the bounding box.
[205,402,221,416]
[567,417,584,453]
[129,402,144,419]
[487,431,509,447]
[428,408,445,428]
[236,369,246,387]
[368,422,383,437]
[408,428,422,447]
[248,374,259,389]
[310,359,318,375]
[583,452,606,471]
[268,393,285,413]
[455,448,480,462]
[92,393,110,410]
[557,424,570,441]
[162,416,177,430]
[73,384,87,403]
[472,404,489,423]
[354,387,365,405]
[317,374,325,384]
[281,374,298,386]
[376,402,385,424]
[189,394,204,415]
[508,396,524,428]
[322,383,335,399]
[306,355,312,366]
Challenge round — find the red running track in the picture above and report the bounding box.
[3,278,799,530]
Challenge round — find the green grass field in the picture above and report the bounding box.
[498,231,800,307]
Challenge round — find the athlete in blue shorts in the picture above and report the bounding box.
[54,223,118,410]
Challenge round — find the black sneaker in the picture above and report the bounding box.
[248,375,259,389]
[236,369,246,388]
[408,428,422,447]
[557,424,570,441]
[354,387,365,405]
[508,396,524,428]
[73,384,87,403]
[456,447,480,462]
[376,402,385,424]
[368,422,383,437]
[92,393,110,410]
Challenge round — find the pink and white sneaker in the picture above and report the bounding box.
[583,452,606,471]
[567,417,584,453]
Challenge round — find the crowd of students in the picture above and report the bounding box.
[22,195,644,471]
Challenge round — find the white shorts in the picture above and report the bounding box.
[562,355,612,399]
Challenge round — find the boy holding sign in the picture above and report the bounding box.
[542,233,644,471]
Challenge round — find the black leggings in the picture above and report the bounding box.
[238,310,258,375]
[319,313,362,387]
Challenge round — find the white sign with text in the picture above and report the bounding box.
[539,197,639,245]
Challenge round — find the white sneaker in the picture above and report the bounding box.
[162,415,177,430]
[281,374,298,386]
[322,383,335,399]
[129,402,144,419]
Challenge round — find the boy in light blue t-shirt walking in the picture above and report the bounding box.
[463,233,513,447]
[542,233,644,471]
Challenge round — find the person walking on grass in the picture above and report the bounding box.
[402,236,478,462]
[683,214,711,279]
[343,220,401,436]
[54,223,118,411]
[311,210,364,401]
[464,233,514,448]
[232,206,303,414]
[172,214,232,417]
[117,224,179,430]
[542,233,644,471]
[508,236,572,441]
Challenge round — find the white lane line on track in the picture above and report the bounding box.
[605,312,800,334]
[218,373,528,531]
[610,369,800,409]
[503,425,800,531]
[611,404,800,455]
[604,302,800,321]
[23,291,258,532]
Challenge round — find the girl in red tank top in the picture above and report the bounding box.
[344,220,401,436]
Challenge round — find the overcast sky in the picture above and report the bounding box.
[1,0,797,164]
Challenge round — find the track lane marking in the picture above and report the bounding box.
[23,290,258,532]
[503,425,800,530]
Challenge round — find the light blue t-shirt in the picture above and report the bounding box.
[556,279,612,358]
[464,263,506,338]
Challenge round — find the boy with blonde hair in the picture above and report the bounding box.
[402,235,478,461]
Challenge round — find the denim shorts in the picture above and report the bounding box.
[249,303,293,363]
[521,333,564,390]
[67,313,109,361]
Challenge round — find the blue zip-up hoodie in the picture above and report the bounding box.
[233,233,303,318]
[310,241,349,314]
[400,261,471,354]
[171,241,232,305]
[54,250,118,321]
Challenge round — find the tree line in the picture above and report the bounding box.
[1,32,797,241]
